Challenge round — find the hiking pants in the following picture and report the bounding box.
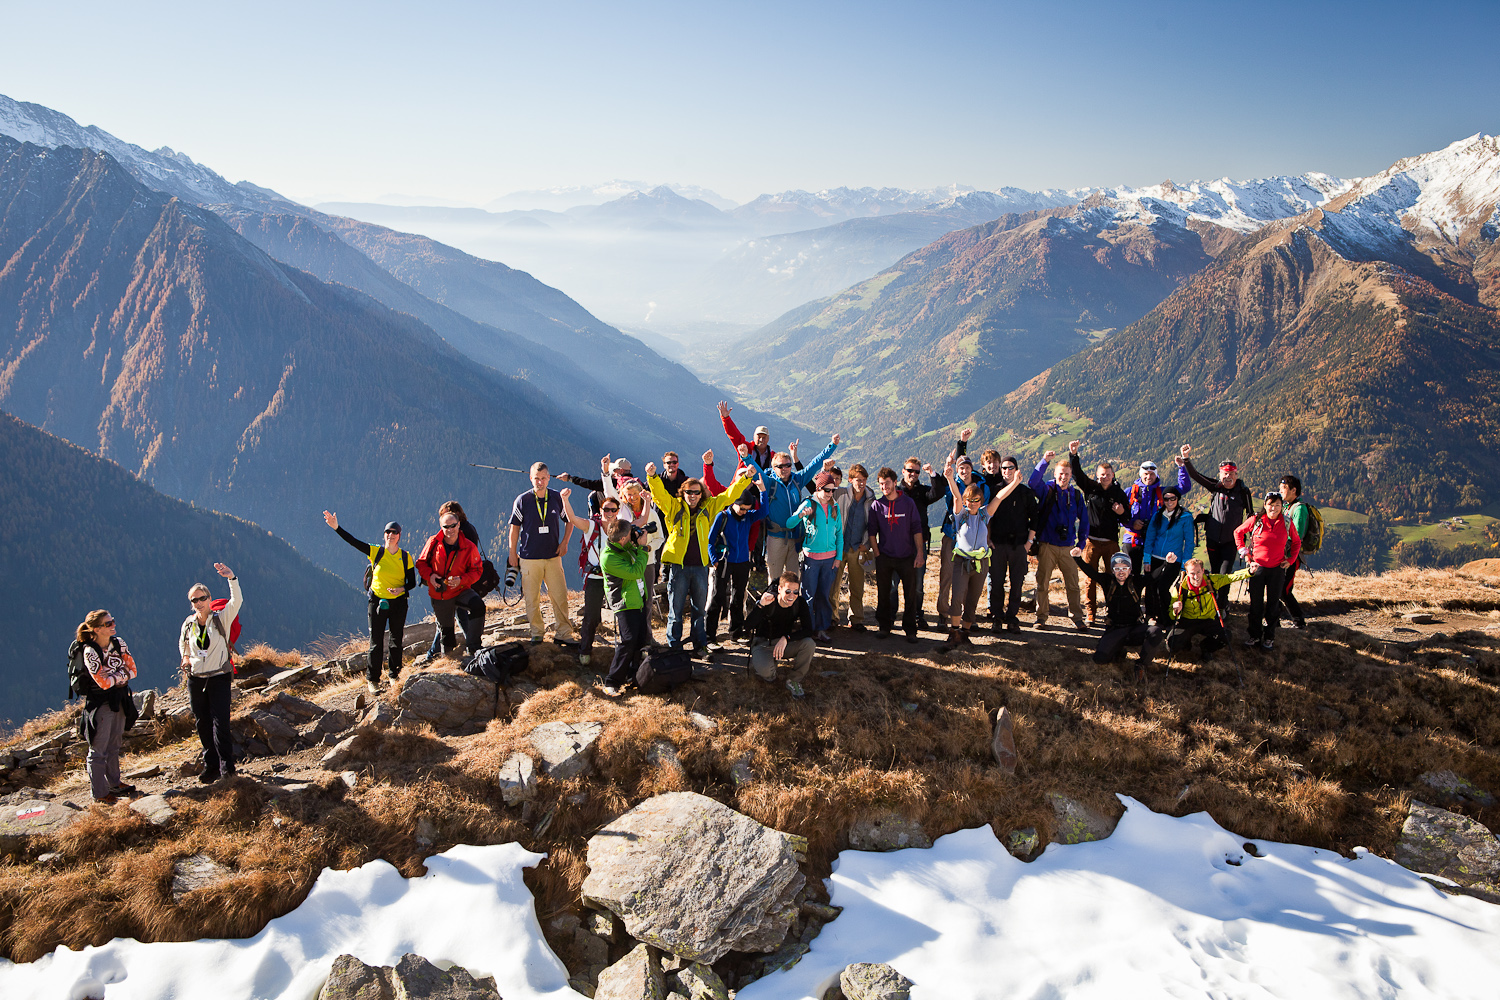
[1282,558,1305,624]
[520,557,574,642]
[423,598,472,659]
[875,554,922,635]
[765,533,800,584]
[367,594,408,683]
[1246,566,1286,640]
[800,555,838,632]
[666,563,710,652]
[605,608,650,689]
[1206,540,1239,609]
[987,541,1028,621]
[1125,542,1146,580]
[751,636,814,683]
[838,547,868,624]
[1081,538,1120,620]
[581,576,605,657]
[1094,623,1160,664]
[948,553,989,624]
[1146,559,1180,623]
[936,535,956,620]
[1035,543,1083,624]
[707,560,751,637]
[86,704,124,799]
[1167,617,1226,657]
[433,588,485,654]
[189,671,234,775]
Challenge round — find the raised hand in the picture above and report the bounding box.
[737,442,750,458]
[1180,444,1192,459]
[831,432,841,446]
[759,590,776,607]
[1112,501,1126,515]
[788,439,800,460]
[736,464,754,480]
[754,476,765,490]
[322,510,338,529]
[601,453,611,470]
[959,428,973,442]
[1068,440,1081,455]
[717,400,731,419]
[1042,450,1057,463]
[556,472,572,482]
[644,462,657,479]
[702,449,714,466]
[560,487,572,500]
[214,562,235,578]
[922,462,934,476]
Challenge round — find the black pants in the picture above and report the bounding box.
[605,607,650,688]
[987,541,1029,620]
[1166,617,1226,656]
[581,576,605,656]
[1126,542,1146,579]
[1146,560,1180,622]
[707,560,751,637]
[1282,558,1304,624]
[876,554,922,635]
[1094,623,1161,664]
[1206,540,1238,609]
[189,671,234,774]
[1246,566,1286,639]
[433,588,486,654]
[367,594,408,683]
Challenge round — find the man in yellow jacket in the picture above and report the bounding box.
[647,460,754,655]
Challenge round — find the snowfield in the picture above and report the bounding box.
[2,797,1496,1000]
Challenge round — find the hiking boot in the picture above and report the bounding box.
[879,627,893,637]
[530,636,544,646]
[111,783,140,796]
[1034,619,1048,631]
[849,622,867,633]
[786,679,805,699]
[198,768,221,784]
[1006,619,1022,634]
[1261,639,1275,651]
[1243,636,1261,648]
[915,613,930,629]
[366,679,379,695]
[937,628,962,653]
[959,628,975,646]
[601,684,622,698]
[93,794,119,805]
[1072,616,1088,632]
[905,632,920,644]
[1087,614,1098,627]
[1291,618,1306,629]
[413,652,434,667]
[815,630,832,643]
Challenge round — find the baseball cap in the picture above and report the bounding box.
[754,425,771,437]
[1139,461,1158,472]
[384,521,402,534]
[610,458,632,472]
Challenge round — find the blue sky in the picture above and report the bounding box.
[3,0,1496,205]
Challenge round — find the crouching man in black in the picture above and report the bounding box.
[1071,548,1162,681]
[746,572,816,700]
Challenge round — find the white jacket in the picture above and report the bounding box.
[179,576,243,677]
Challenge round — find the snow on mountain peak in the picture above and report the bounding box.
[1099,172,1352,233]
[1334,133,1500,242]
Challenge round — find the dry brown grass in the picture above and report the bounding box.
[237,643,302,673]
[1296,566,1500,610]
[2,568,1497,967]
[0,704,81,750]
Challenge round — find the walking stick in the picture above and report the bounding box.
[469,463,528,474]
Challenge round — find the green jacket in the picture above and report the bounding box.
[1287,499,1312,542]
[1171,568,1251,621]
[600,541,649,611]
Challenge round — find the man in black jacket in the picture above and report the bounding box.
[1068,440,1129,626]
[746,572,816,698]
[1180,445,1256,610]
[899,456,947,628]
[985,455,1038,633]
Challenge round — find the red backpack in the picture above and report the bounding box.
[209,598,242,672]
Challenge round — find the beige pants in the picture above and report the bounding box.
[1035,543,1082,623]
[751,636,814,683]
[936,535,956,619]
[766,534,799,583]
[838,547,867,623]
[521,557,576,641]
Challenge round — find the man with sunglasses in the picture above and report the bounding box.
[743,433,840,584]
[178,562,240,783]
[423,506,489,654]
[323,511,416,693]
[983,453,1037,633]
[898,455,947,629]
[1123,458,1191,579]
[507,462,576,647]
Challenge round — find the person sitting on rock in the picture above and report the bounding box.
[746,572,816,699]
[1070,548,1161,681]
[1167,558,1251,659]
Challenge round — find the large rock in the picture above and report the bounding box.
[582,791,807,964]
[247,710,300,755]
[0,791,84,856]
[171,853,232,901]
[595,943,665,1000]
[1048,793,1119,844]
[1417,770,1496,809]
[322,735,363,771]
[840,962,914,1000]
[395,670,498,731]
[498,753,537,805]
[847,812,930,852]
[992,707,1017,775]
[1396,800,1500,902]
[130,794,176,826]
[668,962,728,1000]
[316,953,499,1000]
[531,721,603,780]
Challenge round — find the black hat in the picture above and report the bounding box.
[384,521,402,534]
[1162,486,1181,499]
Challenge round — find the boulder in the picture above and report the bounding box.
[840,962,914,1000]
[1048,793,1119,844]
[1417,770,1496,809]
[171,853,232,901]
[395,670,498,732]
[1396,800,1500,903]
[316,953,499,1000]
[248,711,300,755]
[321,735,362,771]
[358,701,396,732]
[498,753,537,805]
[667,962,728,1000]
[124,763,162,781]
[266,663,320,689]
[1004,827,1040,861]
[315,709,355,738]
[595,943,665,1000]
[0,792,84,856]
[530,721,603,780]
[549,913,610,984]
[271,693,326,722]
[318,953,392,1000]
[582,791,806,963]
[129,794,175,826]
[132,689,157,720]
[848,812,931,852]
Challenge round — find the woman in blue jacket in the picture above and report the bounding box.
[1141,486,1194,623]
[793,471,844,640]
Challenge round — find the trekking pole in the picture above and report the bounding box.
[469,463,528,474]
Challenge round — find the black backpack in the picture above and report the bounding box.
[364,548,412,594]
[462,641,530,685]
[636,646,694,694]
[471,558,501,599]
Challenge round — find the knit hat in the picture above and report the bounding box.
[1161,486,1181,499]
[813,471,836,491]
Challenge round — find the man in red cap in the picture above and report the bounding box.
[1179,445,1256,610]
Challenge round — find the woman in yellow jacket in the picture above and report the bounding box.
[647,460,755,655]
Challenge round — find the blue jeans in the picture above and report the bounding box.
[801,555,837,632]
[666,563,709,651]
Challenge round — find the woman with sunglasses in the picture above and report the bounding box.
[559,487,623,667]
[1140,486,1194,623]
[179,562,241,783]
[68,609,139,802]
[792,471,845,640]
[324,510,416,692]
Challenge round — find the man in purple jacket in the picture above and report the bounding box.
[868,467,926,643]
[1029,451,1091,630]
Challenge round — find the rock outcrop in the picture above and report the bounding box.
[1396,800,1500,903]
[531,721,603,780]
[839,962,915,1000]
[595,943,665,1000]
[582,791,807,964]
[1048,793,1119,844]
[316,952,499,1000]
[394,670,499,732]
[847,813,930,852]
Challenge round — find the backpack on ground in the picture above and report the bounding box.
[463,641,530,685]
[363,547,412,593]
[636,646,694,694]
[1296,501,1325,554]
[208,599,241,675]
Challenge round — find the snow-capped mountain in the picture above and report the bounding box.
[486,180,736,212]
[1098,173,1352,233]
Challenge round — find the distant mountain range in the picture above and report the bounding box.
[0,411,362,723]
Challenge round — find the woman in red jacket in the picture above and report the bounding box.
[1233,492,1302,651]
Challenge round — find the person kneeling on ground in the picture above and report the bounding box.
[1167,558,1251,659]
[746,572,816,699]
[599,519,651,697]
[1070,548,1161,681]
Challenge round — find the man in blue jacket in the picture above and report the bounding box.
[1029,450,1091,630]
[744,433,840,583]
[706,476,770,641]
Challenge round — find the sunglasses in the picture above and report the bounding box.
[191,596,210,604]
[1001,464,1017,470]
[98,619,116,627]
[384,529,400,535]
[904,468,920,474]
[664,460,679,465]
[773,463,792,469]
[602,505,620,512]
[1140,465,1157,472]
[440,522,459,529]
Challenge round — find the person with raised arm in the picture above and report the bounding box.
[1234,491,1302,651]
[1122,457,1191,578]
[1028,450,1090,631]
[898,455,948,629]
[606,475,666,616]
[324,510,416,692]
[1179,444,1256,609]
[1140,486,1194,623]
[868,466,926,642]
[559,486,621,667]
[940,429,990,625]
[706,472,770,641]
[743,433,840,583]
[792,471,844,641]
[746,572,817,699]
[507,462,576,647]
[1066,440,1129,626]
[598,519,651,697]
[179,563,241,783]
[938,450,1023,650]
[983,453,1038,633]
[556,454,637,515]
[1069,546,1161,681]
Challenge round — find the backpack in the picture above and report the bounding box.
[462,641,530,685]
[363,548,412,594]
[208,599,241,673]
[578,518,606,577]
[636,646,694,694]
[472,558,501,599]
[1295,501,1325,554]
